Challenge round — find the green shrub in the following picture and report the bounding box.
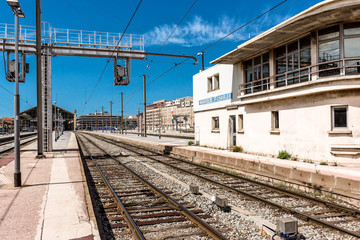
[188,141,194,146]
[232,146,243,152]
[278,150,292,159]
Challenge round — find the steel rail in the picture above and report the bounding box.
[95,133,360,214]
[0,136,37,155]
[84,132,360,238]
[76,134,146,240]
[78,133,227,240]
[0,133,37,145]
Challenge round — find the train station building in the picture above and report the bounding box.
[19,105,75,131]
[193,0,360,164]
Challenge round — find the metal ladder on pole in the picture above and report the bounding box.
[41,48,52,152]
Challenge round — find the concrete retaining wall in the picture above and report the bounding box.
[93,132,360,198]
[171,146,360,197]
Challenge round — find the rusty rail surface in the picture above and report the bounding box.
[77,133,227,240]
[84,132,360,239]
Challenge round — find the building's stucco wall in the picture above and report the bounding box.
[195,89,360,163]
[193,65,234,112]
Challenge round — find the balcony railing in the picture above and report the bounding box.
[240,57,360,95]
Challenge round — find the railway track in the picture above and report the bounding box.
[0,133,37,158]
[81,132,360,239]
[76,133,228,240]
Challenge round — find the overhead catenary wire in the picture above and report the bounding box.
[144,0,198,76]
[81,0,143,113]
[126,0,291,103]
[123,0,198,106]
[81,0,185,55]
[158,0,198,53]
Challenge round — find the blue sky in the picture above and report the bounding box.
[0,0,323,117]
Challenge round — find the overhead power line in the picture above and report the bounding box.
[144,0,197,76]
[158,0,198,52]
[82,0,143,113]
[82,0,185,55]
[199,0,289,53]
[126,0,197,105]
[129,0,291,101]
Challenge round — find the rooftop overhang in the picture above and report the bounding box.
[211,0,360,64]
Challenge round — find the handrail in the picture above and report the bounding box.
[0,22,144,51]
[240,57,360,94]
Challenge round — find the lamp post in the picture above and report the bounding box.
[197,51,204,71]
[7,0,25,187]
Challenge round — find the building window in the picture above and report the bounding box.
[332,106,347,129]
[207,77,212,91]
[344,22,360,75]
[212,117,219,131]
[244,53,270,94]
[214,74,219,90]
[318,25,340,77]
[271,111,279,130]
[318,22,360,77]
[275,36,311,87]
[238,114,244,132]
[207,74,220,92]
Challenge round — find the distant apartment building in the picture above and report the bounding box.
[77,112,122,130]
[77,112,137,131]
[141,97,194,132]
[0,117,14,134]
[193,0,360,164]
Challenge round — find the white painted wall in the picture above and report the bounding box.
[193,64,235,112]
[195,89,360,164]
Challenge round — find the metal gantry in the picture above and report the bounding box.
[0,22,145,152]
[0,21,198,152]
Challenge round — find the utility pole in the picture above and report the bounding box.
[137,108,140,136]
[90,112,93,131]
[110,101,113,133]
[95,110,97,131]
[36,0,44,158]
[121,92,124,134]
[158,104,161,139]
[54,101,57,141]
[102,106,104,132]
[143,74,147,137]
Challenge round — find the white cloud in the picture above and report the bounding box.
[145,13,292,47]
[145,15,245,47]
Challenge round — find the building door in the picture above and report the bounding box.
[195,126,200,145]
[228,115,236,149]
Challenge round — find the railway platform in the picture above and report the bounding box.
[0,131,99,240]
[93,131,360,198]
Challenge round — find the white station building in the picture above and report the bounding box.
[193,0,360,164]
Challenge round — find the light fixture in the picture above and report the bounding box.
[17,9,25,18]
[7,0,20,8]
